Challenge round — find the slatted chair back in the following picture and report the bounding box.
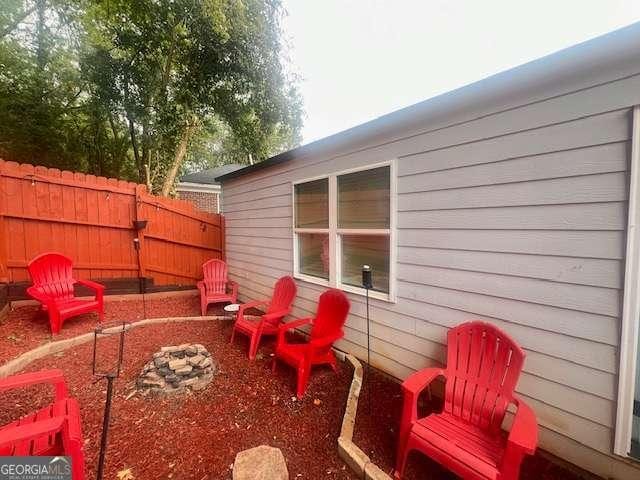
[27,253,76,301]
[266,276,297,322]
[202,259,228,294]
[444,321,525,433]
[310,289,350,347]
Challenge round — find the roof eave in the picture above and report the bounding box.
[215,21,640,183]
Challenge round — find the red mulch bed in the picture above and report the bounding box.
[0,292,205,364]
[1,319,357,480]
[0,295,604,480]
[353,366,601,480]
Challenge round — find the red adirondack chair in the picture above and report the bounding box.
[273,289,350,398]
[395,321,538,480]
[0,369,85,479]
[197,259,238,315]
[230,276,297,360]
[27,252,105,334]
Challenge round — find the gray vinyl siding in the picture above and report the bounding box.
[222,71,640,479]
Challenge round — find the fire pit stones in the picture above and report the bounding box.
[137,343,217,394]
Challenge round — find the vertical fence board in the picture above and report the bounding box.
[0,162,7,283]
[0,161,224,287]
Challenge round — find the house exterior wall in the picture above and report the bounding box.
[220,70,640,478]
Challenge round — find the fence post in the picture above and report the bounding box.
[134,185,148,289]
[220,214,226,261]
[0,162,8,283]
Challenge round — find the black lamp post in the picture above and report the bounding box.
[362,265,373,410]
[132,219,148,318]
[92,322,127,480]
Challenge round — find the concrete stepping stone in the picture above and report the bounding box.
[232,445,288,480]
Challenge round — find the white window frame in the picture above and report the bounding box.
[292,160,397,303]
[615,105,640,459]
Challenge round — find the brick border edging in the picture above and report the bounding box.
[0,315,232,378]
[338,354,393,480]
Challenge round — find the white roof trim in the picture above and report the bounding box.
[176,182,221,193]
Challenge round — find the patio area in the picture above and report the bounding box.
[0,292,599,479]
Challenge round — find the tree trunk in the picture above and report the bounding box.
[126,112,143,182]
[35,1,47,71]
[161,116,199,197]
[141,118,151,184]
[107,112,120,142]
[144,164,152,192]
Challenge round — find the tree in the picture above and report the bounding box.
[0,0,302,193]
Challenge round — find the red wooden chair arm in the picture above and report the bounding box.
[227,280,239,300]
[76,279,105,302]
[26,286,54,307]
[237,300,269,331]
[0,417,66,447]
[196,280,205,292]
[401,367,446,424]
[402,367,445,396]
[277,318,313,346]
[310,330,344,350]
[506,396,538,455]
[238,300,268,315]
[0,369,68,401]
[76,279,105,292]
[262,308,291,323]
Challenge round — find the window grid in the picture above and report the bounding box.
[292,161,395,302]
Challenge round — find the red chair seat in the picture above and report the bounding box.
[203,293,235,303]
[27,253,105,334]
[230,276,297,360]
[0,370,85,479]
[234,316,278,336]
[54,298,101,316]
[273,289,350,398]
[0,398,82,456]
[395,322,538,480]
[274,342,307,366]
[412,412,505,480]
[197,259,238,315]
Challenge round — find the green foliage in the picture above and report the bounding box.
[0,0,302,191]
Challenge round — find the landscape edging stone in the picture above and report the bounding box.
[0,315,231,378]
[338,354,393,480]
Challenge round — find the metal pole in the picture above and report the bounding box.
[362,265,373,412]
[93,322,126,480]
[133,237,147,319]
[96,375,115,480]
[365,285,371,411]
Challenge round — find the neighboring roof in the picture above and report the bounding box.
[216,21,640,183]
[180,163,244,185]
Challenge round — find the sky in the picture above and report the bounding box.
[281,0,640,144]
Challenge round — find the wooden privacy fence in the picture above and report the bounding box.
[0,160,225,288]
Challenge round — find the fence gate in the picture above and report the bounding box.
[0,160,225,293]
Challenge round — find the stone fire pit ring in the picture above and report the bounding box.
[137,343,217,394]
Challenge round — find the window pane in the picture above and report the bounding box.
[298,233,330,280]
[341,235,389,293]
[295,178,328,228]
[338,166,390,229]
